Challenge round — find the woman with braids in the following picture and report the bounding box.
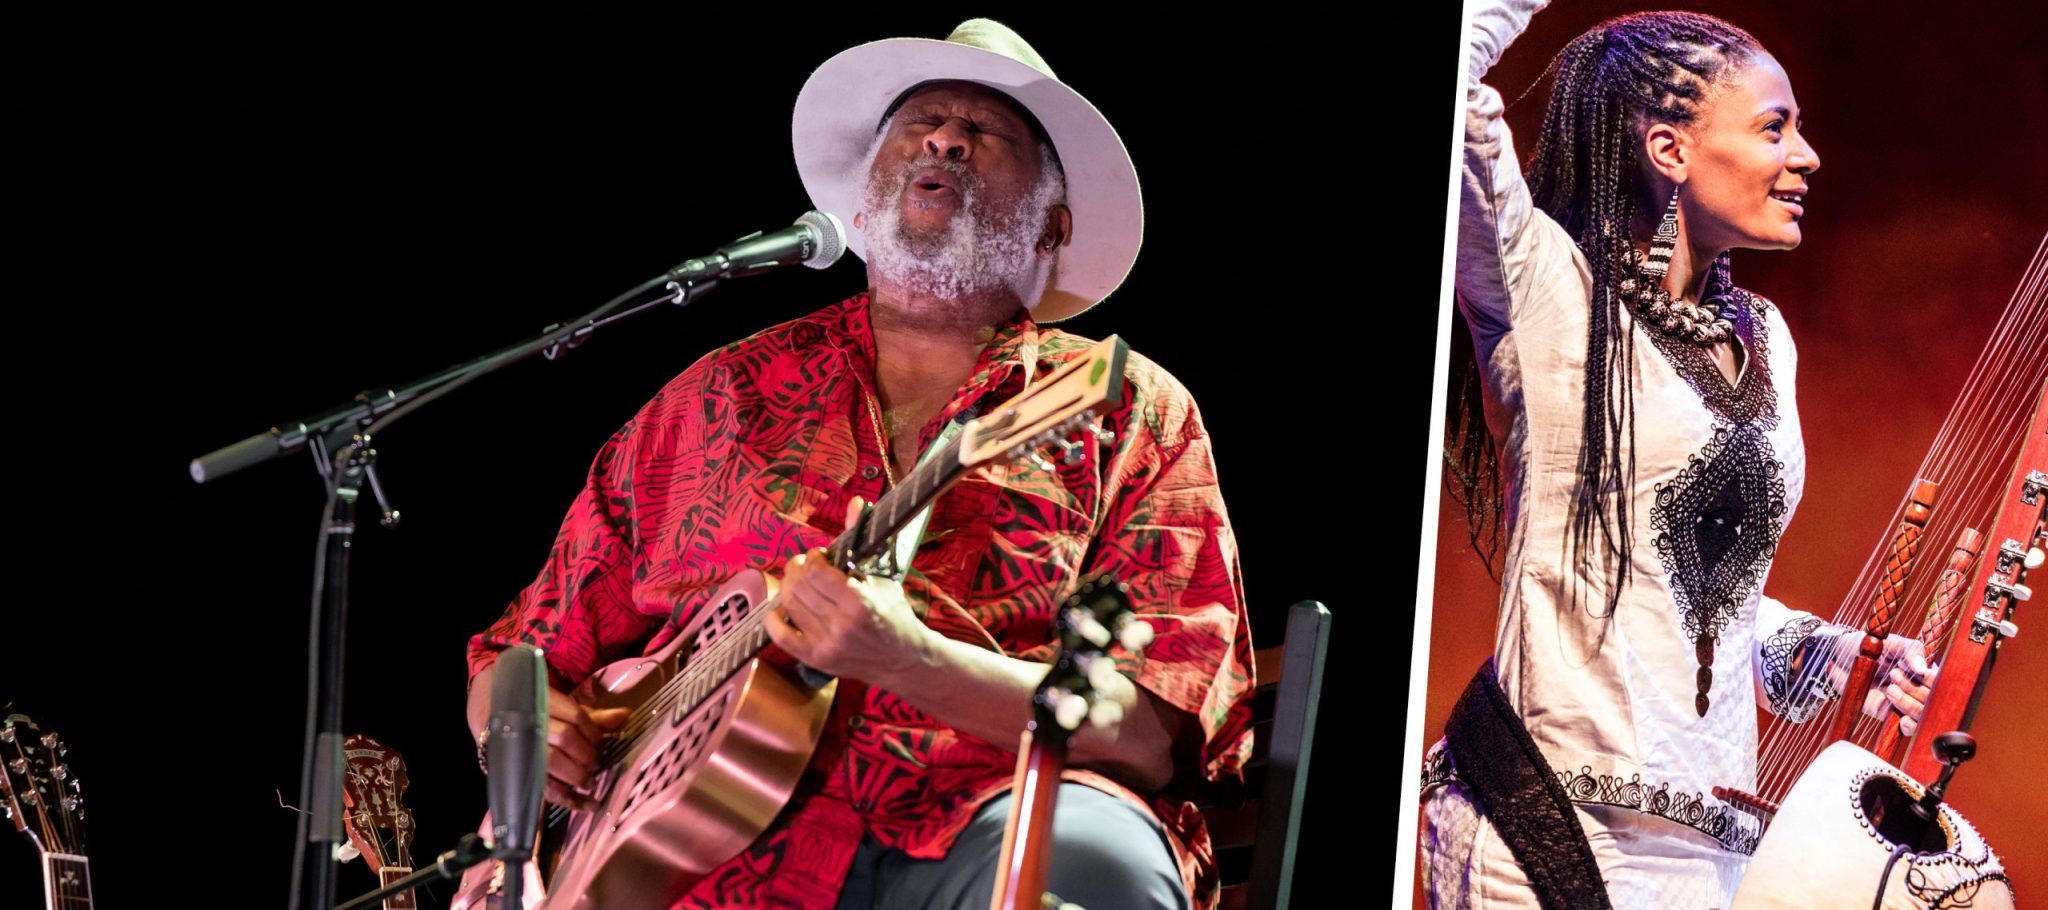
[1419,2,1937,907]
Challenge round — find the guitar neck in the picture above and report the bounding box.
[824,433,967,568]
[42,853,92,910]
[378,864,419,910]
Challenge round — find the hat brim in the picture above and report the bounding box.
[793,36,1142,323]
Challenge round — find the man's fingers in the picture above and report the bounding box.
[547,726,598,775]
[544,777,598,812]
[764,603,810,658]
[589,706,633,729]
[550,693,604,745]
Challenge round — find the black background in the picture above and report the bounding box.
[8,7,1458,906]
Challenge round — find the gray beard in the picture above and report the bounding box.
[860,153,1061,309]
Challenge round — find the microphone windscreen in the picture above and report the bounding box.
[800,210,847,269]
[486,645,548,861]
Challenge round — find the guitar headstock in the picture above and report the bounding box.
[340,733,418,909]
[958,335,1127,472]
[1,714,87,860]
[1033,574,1153,742]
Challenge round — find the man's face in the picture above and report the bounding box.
[858,81,1064,304]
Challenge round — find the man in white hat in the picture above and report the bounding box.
[466,19,1252,910]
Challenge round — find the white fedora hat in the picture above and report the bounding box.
[792,19,1143,323]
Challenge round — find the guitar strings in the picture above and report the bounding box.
[598,432,973,771]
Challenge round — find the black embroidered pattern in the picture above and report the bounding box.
[1556,766,1763,855]
[1906,861,2013,909]
[1652,422,1789,713]
[1420,743,1455,790]
[1639,288,1778,426]
[1760,614,1827,720]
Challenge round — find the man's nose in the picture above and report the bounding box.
[924,117,972,161]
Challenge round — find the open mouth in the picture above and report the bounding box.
[1770,189,1806,216]
[912,168,960,197]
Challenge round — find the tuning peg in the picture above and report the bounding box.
[337,841,362,863]
[1089,699,1125,729]
[1074,612,1112,648]
[1090,426,1115,446]
[51,764,67,782]
[1085,654,1123,693]
[1027,451,1056,473]
[2028,546,2046,571]
[6,758,25,776]
[1058,438,1086,465]
[1118,618,1155,652]
[1987,578,2032,603]
[1054,691,1089,731]
[0,726,12,744]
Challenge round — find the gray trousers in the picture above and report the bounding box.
[832,783,1189,910]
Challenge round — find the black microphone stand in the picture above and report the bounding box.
[201,274,721,910]
[333,834,494,910]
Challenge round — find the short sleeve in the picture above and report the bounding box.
[1086,381,1254,786]
[466,423,661,693]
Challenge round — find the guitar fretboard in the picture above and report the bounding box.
[43,854,91,910]
[601,432,973,767]
[379,866,417,910]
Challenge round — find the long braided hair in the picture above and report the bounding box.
[1449,12,1762,613]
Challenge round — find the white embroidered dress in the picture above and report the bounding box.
[1421,1,1829,907]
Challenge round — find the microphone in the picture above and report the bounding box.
[485,645,548,864]
[666,210,846,282]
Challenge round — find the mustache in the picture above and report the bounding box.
[882,153,980,198]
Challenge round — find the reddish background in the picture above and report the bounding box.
[1415,1,2046,905]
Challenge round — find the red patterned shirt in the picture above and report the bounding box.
[468,292,1253,908]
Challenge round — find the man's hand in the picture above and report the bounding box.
[759,497,1182,793]
[540,686,631,810]
[467,665,629,812]
[763,497,942,688]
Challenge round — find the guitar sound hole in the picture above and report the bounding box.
[694,594,753,653]
[1858,775,1951,853]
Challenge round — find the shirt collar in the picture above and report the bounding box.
[826,292,1044,394]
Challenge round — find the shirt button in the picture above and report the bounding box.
[861,465,880,480]
[846,715,865,729]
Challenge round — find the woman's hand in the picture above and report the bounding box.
[1864,637,1938,736]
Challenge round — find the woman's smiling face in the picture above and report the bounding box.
[1667,52,1822,254]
